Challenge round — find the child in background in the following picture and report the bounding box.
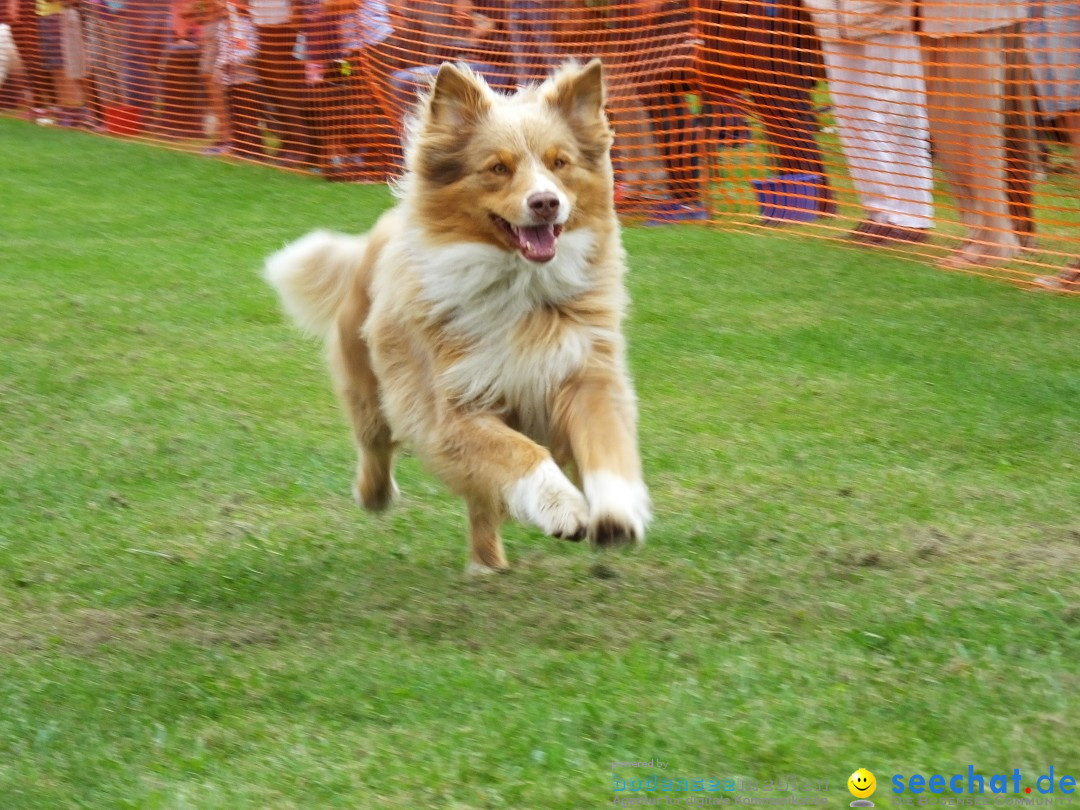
[35,0,85,125]
[204,0,267,159]
[184,0,227,144]
[6,0,48,115]
[305,0,394,180]
[56,0,86,126]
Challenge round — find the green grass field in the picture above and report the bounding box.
[2,117,1079,809]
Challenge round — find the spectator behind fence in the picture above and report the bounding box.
[306,0,396,179]
[300,0,348,173]
[543,1,665,210]
[181,0,227,144]
[610,0,712,224]
[33,0,86,127]
[248,0,319,167]
[31,0,62,121]
[153,0,207,136]
[918,0,1029,269]
[8,0,49,115]
[348,0,398,177]
[201,0,269,159]
[119,0,172,120]
[804,0,934,245]
[1029,0,1080,291]
[694,0,837,218]
[82,0,126,130]
[376,0,514,120]
[57,0,86,125]
[505,0,554,85]
[0,20,22,87]
[468,0,515,80]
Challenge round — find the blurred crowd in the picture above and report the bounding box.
[1,0,1078,286]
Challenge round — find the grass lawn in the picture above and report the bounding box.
[1,116,1079,809]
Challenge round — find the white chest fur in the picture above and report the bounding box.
[411,228,614,436]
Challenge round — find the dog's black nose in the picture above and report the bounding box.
[528,192,561,221]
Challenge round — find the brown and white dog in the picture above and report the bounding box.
[264,60,650,573]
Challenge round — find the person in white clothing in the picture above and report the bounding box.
[0,22,21,88]
[804,0,934,245]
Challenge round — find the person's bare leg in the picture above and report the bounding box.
[923,34,1019,267]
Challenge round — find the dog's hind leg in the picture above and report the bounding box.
[330,303,398,512]
[465,496,508,574]
[350,420,398,512]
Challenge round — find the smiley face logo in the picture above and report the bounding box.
[848,769,877,799]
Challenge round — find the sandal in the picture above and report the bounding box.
[1032,262,1080,292]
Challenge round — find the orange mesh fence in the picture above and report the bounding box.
[2,0,1079,291]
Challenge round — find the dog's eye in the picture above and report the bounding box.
[552,157,568,170]
[490,162,509,175]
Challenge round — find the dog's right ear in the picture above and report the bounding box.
[546,59,606,128]
[426,63,491,129]
[545,59,612,166]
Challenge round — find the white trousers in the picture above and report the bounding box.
[823,33,935,229]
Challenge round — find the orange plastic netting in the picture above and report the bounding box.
[2,0,1079,290]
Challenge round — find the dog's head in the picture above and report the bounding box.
[403,60,615,264]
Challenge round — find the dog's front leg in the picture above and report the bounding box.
[552,368,651,547]
[422,412,590,572]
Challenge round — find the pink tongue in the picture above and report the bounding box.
[517,225,558,262]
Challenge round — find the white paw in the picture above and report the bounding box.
[505,458,589,540]
[583,472,652,547]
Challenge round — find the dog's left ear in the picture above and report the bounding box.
[546,59,606,126]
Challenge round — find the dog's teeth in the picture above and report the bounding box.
[526,241,533,251]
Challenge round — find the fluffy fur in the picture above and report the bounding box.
[265,60,650,572]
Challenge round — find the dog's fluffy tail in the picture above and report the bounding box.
[264,230,368,337]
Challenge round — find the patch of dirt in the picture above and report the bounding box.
[0,606,290,656]
[1004,542,1080,569]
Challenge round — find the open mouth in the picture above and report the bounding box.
[491,214,564,263]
